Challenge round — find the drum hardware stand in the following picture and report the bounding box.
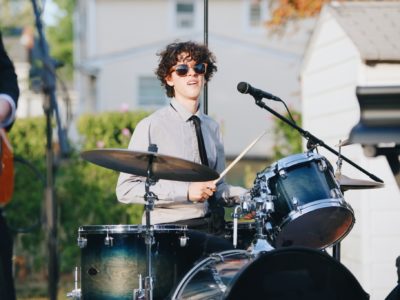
[249,96,383,184]
[252,176,275,254]
[251,196,275,254]
[179,226,189,247]
[105,228,114,246]
[66,267,81,299]
[133,144,159,300]
[77,231,87,248]
[331,142,345,262]
[232,205,242,248]
[332,241,341,262]
[237,190,275,254]
[133,274,145,299]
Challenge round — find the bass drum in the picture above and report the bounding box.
[170,250,253,300]
[171,248,369,300]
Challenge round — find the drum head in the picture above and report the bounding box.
[275,201,355,248]
[225,247,369,300]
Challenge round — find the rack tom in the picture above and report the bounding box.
[251,152,354,249]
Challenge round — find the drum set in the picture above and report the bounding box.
[67,147,382,300]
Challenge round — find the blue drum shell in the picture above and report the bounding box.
[79,225,189,300]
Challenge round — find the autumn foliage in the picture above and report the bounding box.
[268,0,331,27]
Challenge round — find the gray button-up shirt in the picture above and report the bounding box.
[116,98,246,224]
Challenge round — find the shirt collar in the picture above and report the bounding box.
[170,98,204,122]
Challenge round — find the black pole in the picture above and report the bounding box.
[333,242,341,261]
[203,0,208,114]
[30,1,70,299]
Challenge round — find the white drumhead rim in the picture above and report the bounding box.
[280,198,353,226]
[78,224,188,234]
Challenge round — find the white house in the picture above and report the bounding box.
[301,2,400,299]
[73,0,315,161]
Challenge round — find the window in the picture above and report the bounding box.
[138,76,165,107]
[247,0,269,29]
[176,1,195,29]
[249,1,262,27]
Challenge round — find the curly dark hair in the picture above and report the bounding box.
[155,41,217,98]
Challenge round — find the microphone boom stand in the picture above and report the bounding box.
[252,97,383,183]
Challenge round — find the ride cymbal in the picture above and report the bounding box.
[81,148,220,182]
[336,173,384,191]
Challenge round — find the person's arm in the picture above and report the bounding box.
[0,32,19,129]
[213,123,248,204]
[116,118,190,205]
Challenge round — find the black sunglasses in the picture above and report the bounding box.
[171,63,207,76]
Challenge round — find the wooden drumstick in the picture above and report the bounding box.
[214,129,268,184]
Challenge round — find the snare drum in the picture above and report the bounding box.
[251,152,354,249]
[77,224,190,300]
[171,248,369,300]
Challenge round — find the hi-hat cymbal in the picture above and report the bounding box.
[81,149,220,182]
[336,173,384,191]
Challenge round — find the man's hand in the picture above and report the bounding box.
[188,181,216,202]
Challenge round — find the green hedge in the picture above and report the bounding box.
[6,110,149,273]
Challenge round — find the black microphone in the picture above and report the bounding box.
[237,82,281,101]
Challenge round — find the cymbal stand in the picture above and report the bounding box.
[133,145,158,300]
[332,142,344,262]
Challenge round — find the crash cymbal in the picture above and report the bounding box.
[336,173,384,191]
[81,148,220,182]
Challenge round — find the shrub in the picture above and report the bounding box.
[6,110,149,274]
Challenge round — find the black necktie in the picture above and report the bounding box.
[189,115,225,234]
[189,115,209,166]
